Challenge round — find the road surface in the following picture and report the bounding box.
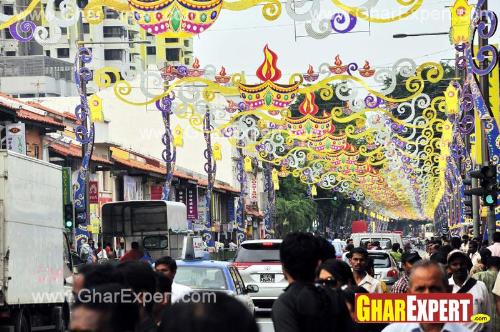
[257,317,274,332]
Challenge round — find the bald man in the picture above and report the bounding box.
[382,260,471,332]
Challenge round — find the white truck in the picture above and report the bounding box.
[0,151,71,332]
[102,200,188,260]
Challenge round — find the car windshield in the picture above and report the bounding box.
[360,238,392,249]
[235,242,281,262]
[175,266,227,290]
[369,253,391,268]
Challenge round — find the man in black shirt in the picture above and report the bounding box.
[272,232,355,332]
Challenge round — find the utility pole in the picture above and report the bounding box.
[477,0,496,243]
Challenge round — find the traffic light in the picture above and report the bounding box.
[75,206,87,226]
[464,166,498,207]
[481,165,497,207]
[63,204,74,230]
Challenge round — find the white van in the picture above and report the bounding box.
[351,232,403,250]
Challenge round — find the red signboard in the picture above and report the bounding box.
[151,185,163,200]
[352,220,368,233]
[89,181,99,204]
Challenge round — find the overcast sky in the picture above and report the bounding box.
[193,1,500,78]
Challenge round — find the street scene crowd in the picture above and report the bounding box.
[69,231,500,332]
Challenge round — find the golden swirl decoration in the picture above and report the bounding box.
[94,67,123,89]
[223,0,282,20]
[113,76,239,106]
[299,62,444,104]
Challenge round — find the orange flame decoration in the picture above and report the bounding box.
[307,64,314,75]
[335,55,342,66]
[363,61,371,70]
[192,58,200,69]
[299,92,319,116]
[256,45,282,82]
[219,66,227,76]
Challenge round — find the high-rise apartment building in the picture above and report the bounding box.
[0,1,193,96]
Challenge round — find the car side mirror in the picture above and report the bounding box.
[246,284,259,293]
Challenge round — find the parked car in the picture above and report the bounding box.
[343,250,400,285]
[233,240,285,312]
[175,260,259,314]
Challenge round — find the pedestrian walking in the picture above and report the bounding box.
[488,232,500,257]
[392,251,422,294]
[348,247,383,293]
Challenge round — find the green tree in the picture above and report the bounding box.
[275,176,316,236]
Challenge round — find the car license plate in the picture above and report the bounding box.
[260,273,275,283]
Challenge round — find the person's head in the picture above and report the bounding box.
[479,248,493,268]
[348,247,368,274]
[316,259,355,288]
[316,236,336,263]
[345,243,354,252]
[450,237,461,250]
[155,256,178,280]
[153,272,173,325]
[73,263,115,296]
[280,232,320,283]
[409,260,450,293]
[468,240,479,253]
[391,243,400,252]
[440,244,453,256]
[487,256,500,271]
[366,257,375,277]
[346,239,353,245]
[71,283,140,332]
[131,242,140,250]
[88,239,95,246]
[342,286,368,322]
[113,261,157,316]
[372,241,380,248]
[159,292,258,332]
[462,235,469,244]
[401,251,422,274]
[429,243,440,254]
[493,232,500,243]
[447,250,473,283]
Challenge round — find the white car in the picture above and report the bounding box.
[343,250,400,285]
[233,240,285,312]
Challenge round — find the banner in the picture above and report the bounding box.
[6,122,26,155]
[123,175,143,201]
[89,181,99,204]
[150,185,163,200]
[187,185,198,220]
[62,167,72,205]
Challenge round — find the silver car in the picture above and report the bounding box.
[343,250,400,285]
[233,240,285,312]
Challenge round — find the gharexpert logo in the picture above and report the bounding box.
[8,127,20,134]
[354,293,490,324]
[471,314,491,324]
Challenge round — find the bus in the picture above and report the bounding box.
[424,223,435,240]
[101,200,188,259]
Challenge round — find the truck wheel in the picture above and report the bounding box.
[13,310,30,332]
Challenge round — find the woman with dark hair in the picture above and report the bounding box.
[160,292,258,332]
[316,259,355,289]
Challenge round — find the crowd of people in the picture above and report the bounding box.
[70,232,500,332]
